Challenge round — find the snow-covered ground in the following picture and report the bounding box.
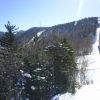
[28,30,44,44]
[53,19,100,100]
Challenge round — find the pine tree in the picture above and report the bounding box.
[21,36,78,99]
[0,22,21,99]
[45,39,77,95]
[0,21,18,48]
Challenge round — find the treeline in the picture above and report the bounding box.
[16,17,98,49]
[0,22,78,100]
[64,17,98,56]
[40,17,98,56]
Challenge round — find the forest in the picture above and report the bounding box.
[0,18,98,100]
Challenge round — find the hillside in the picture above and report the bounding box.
[15,17,98,55]
[0,17,99,100]
[0,17,98,55]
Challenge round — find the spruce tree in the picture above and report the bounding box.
[0,22,21,99]
[45,39,77,95]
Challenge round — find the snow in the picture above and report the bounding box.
[31,86,36,90]
[27,36,35,44]
[31,36,35,41]
[23,73,31,78]
[37,76,45,80]
[53,94,60,100]
[59,84,100,100]
[20,70,24,73]
[20,70,31,78]
[74,21,77,26]
[53,18,100,100]
[37,30,44,37]
[27,30,44,44]
[34,68,42,72]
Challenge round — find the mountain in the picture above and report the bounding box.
[16,27,48,45]
[15,17,98,46]
[0,31,4,36]
[0,17,99,52]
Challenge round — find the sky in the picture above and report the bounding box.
[0,0,100,31]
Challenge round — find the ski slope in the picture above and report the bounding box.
[54,19,100,100]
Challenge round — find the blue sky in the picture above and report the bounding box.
[0,0,100,31]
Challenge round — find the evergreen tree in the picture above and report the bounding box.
[0,22,21,99]
[45,39,77,95]
[21,36,78,99]
[0,21,18,48]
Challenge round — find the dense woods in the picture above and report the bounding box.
[0,22,77,100]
